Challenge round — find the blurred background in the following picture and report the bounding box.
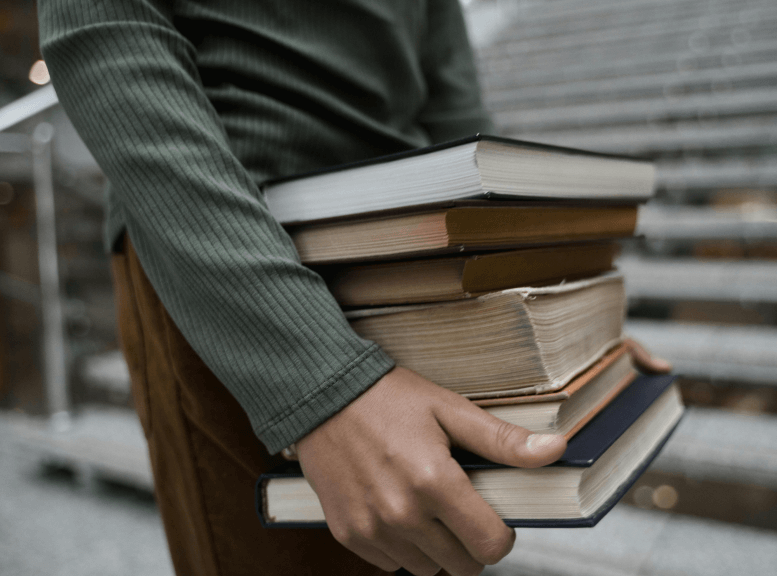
[1,0,776,574]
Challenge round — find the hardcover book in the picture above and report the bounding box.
[476,343,636,439]
[345,273,626,398]
[256,374,683,528]
[322,242,619,307]
[289,203,638,264]
[262,135,655,224]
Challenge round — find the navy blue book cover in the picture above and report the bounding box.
[256,374,680,529]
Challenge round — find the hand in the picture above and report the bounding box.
[296,367,566,576]
[624,338,672,374]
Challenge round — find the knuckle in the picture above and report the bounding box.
[331,512,381,546]
[411,461,447,494]
[474,532,514,565]
[380,497,421,532]
[351,515,380,542]
[328,523,352,547]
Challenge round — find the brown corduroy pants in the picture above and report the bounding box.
[111,236,389,576]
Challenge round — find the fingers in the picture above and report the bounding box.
[332,516,445,576]
[431,466,516,568]
[342,516,487,576]
[434,391,566,468]
[376,539,442,576]
[327,455,500,575]
[624,337,673,374]
[408,519,486,576]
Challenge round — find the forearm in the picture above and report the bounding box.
[39,0,395,452]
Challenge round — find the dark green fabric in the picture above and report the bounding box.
[38,0,493,453]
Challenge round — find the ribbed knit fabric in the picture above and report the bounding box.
[38,0,493,453]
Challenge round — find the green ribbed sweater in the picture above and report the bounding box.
[38,0,493,453]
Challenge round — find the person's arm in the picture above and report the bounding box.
[38,0,395,453]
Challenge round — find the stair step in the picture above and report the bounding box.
[654,407,777,488]
[619,257,777,303]
[626,320,777,385]
[484,504,777,576]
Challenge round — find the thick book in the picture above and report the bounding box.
[255,374,683,528]
[322,242,619,307]
[346,273,626,398]
[288,203,638,264]
[262,135,655,224]
[476,343,636,439]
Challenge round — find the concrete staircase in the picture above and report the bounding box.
[470,0,777,572]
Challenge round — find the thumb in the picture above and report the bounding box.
[434,394,567,469]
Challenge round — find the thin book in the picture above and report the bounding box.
[289,203,638,264]
[322,242,619,307]
[475,343,637,439]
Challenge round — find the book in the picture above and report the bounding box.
[278,344,635,461]
[476,343,636,439]
[288,203,638,264]
[322,242,619,307]
[262,135,655,224]
[346,273,626,398]
[255,374,683,528]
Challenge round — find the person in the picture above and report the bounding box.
[38,1,671,575]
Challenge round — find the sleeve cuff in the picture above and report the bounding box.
[251,344,396,453]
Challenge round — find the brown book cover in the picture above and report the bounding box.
[290,203,638,264]
[323,241,619,307]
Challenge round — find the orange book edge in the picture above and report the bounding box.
[473,343,636,441]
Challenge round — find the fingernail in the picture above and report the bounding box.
[525,434,559,453]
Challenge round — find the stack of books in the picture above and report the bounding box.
[256,135,683,528]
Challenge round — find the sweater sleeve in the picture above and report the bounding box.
[418,0,495,143]
[38,0,395,453]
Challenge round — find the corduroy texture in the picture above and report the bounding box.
[38,0,493,452]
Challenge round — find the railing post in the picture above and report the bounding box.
[32,121,70,428]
